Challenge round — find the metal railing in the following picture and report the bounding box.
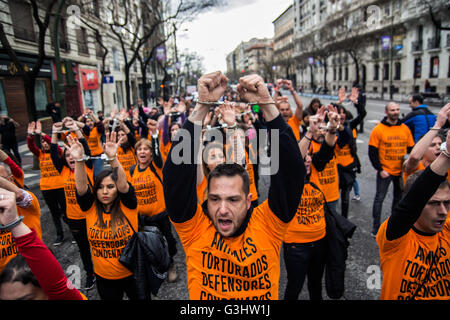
[427,37,440,50]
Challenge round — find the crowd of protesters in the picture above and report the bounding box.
[0,70,448,301]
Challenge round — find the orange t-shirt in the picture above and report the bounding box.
[117,146,137,180]
[287,116,302,141]
[369,122,415,176]
[309,140,340,202]
[61,166,94,220]
[160,136,172,164]
[284,182,326,244]
[84,126,103,156]
[129,164,166,217]
[171,200,287,300]
[85,202,138,280]
[225,146,258,203]
[335,144,354,167]
[376,218,450,300]
[39,152,64,190]
[0,191,42,273]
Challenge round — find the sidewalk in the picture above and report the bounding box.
[18,141,41,189]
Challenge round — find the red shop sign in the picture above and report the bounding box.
[81,69,99,90]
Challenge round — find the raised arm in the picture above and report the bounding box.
[387,130,450,240]
[103,131,129,193]
[26,122,40,157]
[66,135,89,196]
[163,71,228,223]
[404,103,450,174]
[285,79,303,121]
[0,188,83,300]
[238,74,305,222]
[50,122,64,173]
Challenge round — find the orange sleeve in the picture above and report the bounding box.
[368,126,380,147]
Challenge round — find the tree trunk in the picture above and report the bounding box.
[125,65,131,110]
[140,58,149,107]
[323,61,328,92]
[24,76,37,121]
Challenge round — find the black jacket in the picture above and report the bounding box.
[119,225,170,299]
[308,182,356,299]
[324,201,356,299]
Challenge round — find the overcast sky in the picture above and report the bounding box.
[176,0,293,73]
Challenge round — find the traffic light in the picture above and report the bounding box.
[65,60,78,86]
[160,84,165,88]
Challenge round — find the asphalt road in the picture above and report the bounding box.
[21,95,444,300]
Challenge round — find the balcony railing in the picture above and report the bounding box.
[78,42,89,55]
[427,37,440,50]
[411,40,423,52]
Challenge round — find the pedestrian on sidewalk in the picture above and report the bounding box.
[0,115,21,166]
[402,94,436,143]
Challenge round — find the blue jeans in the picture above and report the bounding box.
[372,172,403,234]
[353,179,360,196]
[283,237,328,300]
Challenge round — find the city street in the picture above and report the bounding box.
[19,92,445,300]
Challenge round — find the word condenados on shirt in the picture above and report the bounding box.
[88,219,132,259]
[200,232,272,300]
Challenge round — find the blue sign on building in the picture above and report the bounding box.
[103,76,114,84]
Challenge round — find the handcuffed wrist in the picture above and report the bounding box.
[0,216,24,230]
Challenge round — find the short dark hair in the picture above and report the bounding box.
[207,163,250,195]
[411,94,424,104]
[404,170,450,195]
[0,255,40,289]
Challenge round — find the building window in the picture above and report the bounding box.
[430,56,439,78]
[35,79,49,117]
[394,62,401,80]
[0,81,7,116]
[338,67,342,81]
[95,36,104,58]
[113,48,119,70]
[344,67,348,81]
[76,28,89,55]
[50,16,69,51]
[414,58,422,79]
[374,64,379,80]
[8,0,35,42]
[383,63,389,80]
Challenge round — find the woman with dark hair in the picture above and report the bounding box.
[50,119,95,290]
[27,121,66,246]
[70,131,139,300]
[78,109,104,178]
[306,98,322,115]
[0,188,84,300]
[103,117,137,181]
[334,87,367,218]
[129,124,179,283]
[197,141,226,204]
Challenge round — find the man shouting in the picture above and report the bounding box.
[163,71,305,300]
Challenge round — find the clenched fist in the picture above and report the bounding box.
[237,74,273,105]
[197,71,228,103]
